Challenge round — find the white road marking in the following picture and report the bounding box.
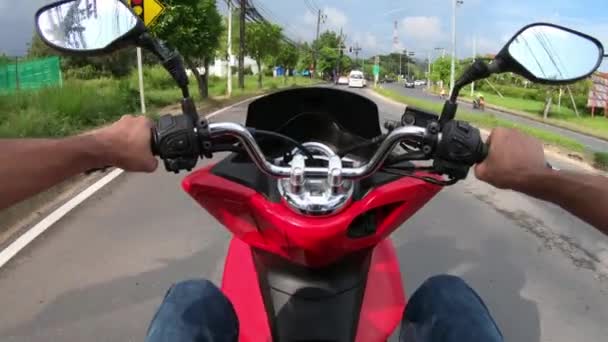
[0,169,124,269]
[0,98,256,270]
[205,95,262,118]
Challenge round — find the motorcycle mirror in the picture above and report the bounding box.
[35,0,146,56]
[495,23,604,84]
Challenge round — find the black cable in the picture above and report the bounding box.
[338,134,387,158]
[249,128,315,160]
[381,167,457,186]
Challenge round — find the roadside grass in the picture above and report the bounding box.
[0,68,319,138]
[462,92,608,140]
[374,87,608,171]
[594,151,608,170]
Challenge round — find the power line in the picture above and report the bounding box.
[304,0,319,13]
[308,0,321,11]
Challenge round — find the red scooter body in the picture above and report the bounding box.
[176,87,443,341]
[183,165,441,341]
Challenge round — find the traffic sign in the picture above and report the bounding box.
[128,0,166,27]
[373,65,380,76]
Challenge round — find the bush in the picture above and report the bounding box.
[140,65,176,90]
[0,78,134,137]
[65,65,98,80]
[594,152,608,171]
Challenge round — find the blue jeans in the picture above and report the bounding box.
[145,275,502,342]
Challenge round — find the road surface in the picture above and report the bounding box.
[0,86,607,342]
[382,83,608,152]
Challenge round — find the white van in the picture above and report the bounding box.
[348,70,366,88]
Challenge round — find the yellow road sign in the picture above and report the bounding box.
[128,0,166,27]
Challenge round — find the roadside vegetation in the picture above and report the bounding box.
[0,67,317,138]
[374,87,608,171]
[421,57,608,139]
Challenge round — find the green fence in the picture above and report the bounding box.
[0,56,62,93]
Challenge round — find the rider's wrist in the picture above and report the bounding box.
[511,167,556,194]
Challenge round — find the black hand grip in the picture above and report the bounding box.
[476,142,489,163]
[151,127,159,156]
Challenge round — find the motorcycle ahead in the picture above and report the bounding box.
[34,1,605,340]
[473,96,485,111]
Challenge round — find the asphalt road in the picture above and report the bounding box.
[382,83,608,152]
[0,87,607,342]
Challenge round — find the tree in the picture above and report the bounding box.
[27,33,55,58]
[297,42,313,71]
[430,57,452,87]
[274,42,299,83]
[245,22,282,88]
[153,0,223,99]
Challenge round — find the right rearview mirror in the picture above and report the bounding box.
[35,0,145,55]
[498,23,604,84]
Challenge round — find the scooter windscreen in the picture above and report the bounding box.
[245,87,382,158]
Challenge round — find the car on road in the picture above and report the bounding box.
[337,76,349,85]
[414,80,426,86]
[348,70,366,88]
[404,80,415,88]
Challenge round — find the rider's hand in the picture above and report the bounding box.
[474,128,547,190]
[91,115,158,172]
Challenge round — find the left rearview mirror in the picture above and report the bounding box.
[498,23,604,84]
[35,0,145,55]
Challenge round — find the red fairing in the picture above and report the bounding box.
[221,238,272,342]
[183,164,441,267]
[221,236,405,342]
[355,239,406,341]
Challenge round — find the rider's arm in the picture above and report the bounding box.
[475,128,608,233]
[0,115,158,210]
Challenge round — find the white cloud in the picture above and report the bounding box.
[297,6,349,42]
[323,7,349,32]
[399,16,444,50]
[352,31,379,52]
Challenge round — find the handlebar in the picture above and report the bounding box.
[208,122,429,179]
[152,114,487,181]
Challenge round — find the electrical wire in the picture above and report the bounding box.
[250,129,315,160]
[338,134,387,158]
[381,167,457,186]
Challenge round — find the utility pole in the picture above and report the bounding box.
[351,43,362,69]
[14,57,20,91]
[238,0,246,89]
[313,9,326,76]
[227,1,233,96]
[399,52,402,78]
[427,51,431,90]
[471,35,476,97]
[336,28,344,77]
[136,48,145,113]
[406,51,415,80]
[450,0,463,95]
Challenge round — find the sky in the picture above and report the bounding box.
[3,0,608,61]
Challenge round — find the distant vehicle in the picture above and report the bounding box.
[414,80,426,86]
[404,80,415,88]
[337,76,349,85]
[301,69,310,76]
[381,76,396,83]
[348,71,366,88]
